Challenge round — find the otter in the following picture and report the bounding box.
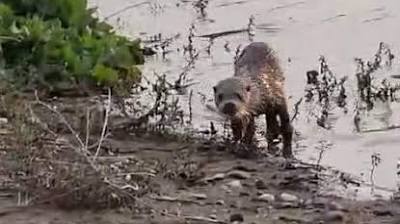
[213,42,293,158]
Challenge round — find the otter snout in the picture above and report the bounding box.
[222,102,237,116]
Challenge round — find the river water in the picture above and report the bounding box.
[89,0,400,199]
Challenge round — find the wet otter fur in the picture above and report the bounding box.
[213,42,293,158]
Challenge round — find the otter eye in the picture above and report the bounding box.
[246,85,251,92]
[217,94,223,101]
[235,93,243,101]
[213,86,217,92]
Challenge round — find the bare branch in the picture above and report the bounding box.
[93,88,112,161]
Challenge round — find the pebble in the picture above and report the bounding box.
[227,170,251,179]
[328,201,345,211]
[313,198,345,211]
[280,193,299,202]
[125,174,132,181]
[255,179,268,190]
[373,209,393,216]
[226,180,243,189]
[323,211,345,222]
[209,214,217,220]
[230,213,244,222]
[216,200,225,205]
[187,193,207,200]
[258,193,275,203]
[275,202,300,209]
[239,191,250,197]
[0,117,8,124]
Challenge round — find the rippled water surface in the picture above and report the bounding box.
[89,0,400,198]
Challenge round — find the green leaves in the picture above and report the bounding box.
[0,0,144,95]
[93,63,118,85]
[1,0,90,28]
[0,3,14,28]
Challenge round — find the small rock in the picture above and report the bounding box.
[234,165,257,172]
[187,193,207,200]
[275,202,300,209]
[226,180,243,189]
[279,215,307,223]
[324,211,345,222]
[373,209,393,216]
[209,214,217,220]
[313,198,345,211]
[0,129,12,135]
[125,174,132,181]
[258,193,275,203]
[204,173,226,182]
[0,117,8,124]
[216,200,225,205]
[280,193,298,202]
[255,179,268,190]
[239,191,250,197]
[227,170,251,179]
[230,213,244,222]
[221,185,232,193]
[328,201,345,211]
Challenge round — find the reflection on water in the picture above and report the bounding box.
[89,0,400,198]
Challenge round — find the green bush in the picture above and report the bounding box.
[0,0,144,95]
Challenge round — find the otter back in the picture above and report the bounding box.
[234,42,284,83]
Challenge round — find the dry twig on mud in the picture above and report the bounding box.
[291,97,303,123]
[93,88,111,161]
[197,28,248,40]
[303,56,348,129]
[184,216,227,224]
[104,1,149,20]
[32,91,85,150]
[8,89,148,209]
[151,195,202,205]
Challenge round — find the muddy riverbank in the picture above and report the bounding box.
[1,110,400,223]
[89,0,400,195]
[1,0,400,223]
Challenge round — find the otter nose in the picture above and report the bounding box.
[222,102,237,116]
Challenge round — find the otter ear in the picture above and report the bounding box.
[245,85,251,92]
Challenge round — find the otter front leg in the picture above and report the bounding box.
[242,117,255,144]
[231,117,254,144]
[231,118,243,142]
[265,111,280,152]
[278,105,293,158]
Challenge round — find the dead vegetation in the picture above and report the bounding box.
[302,42,400,132]
[0,64,198,211]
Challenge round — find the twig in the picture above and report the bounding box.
[290,97,303,122]
[117,172,156,177]
[0,36,21,42]
[362,125,400,133]
[33,91,85,149]
[151,195,202,205]
[28,105,57,137]
[188,90,193,124]
[184,216,227,224]
[196,28,248,40]
[85,107,90,151]
[103,177,139,191]
[104,2,149,20]
[93,88,111,161]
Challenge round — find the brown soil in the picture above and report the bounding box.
[0,97,399,224]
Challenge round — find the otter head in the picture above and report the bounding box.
[213,77,253,118]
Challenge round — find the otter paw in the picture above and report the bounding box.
[282,147,294,159]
